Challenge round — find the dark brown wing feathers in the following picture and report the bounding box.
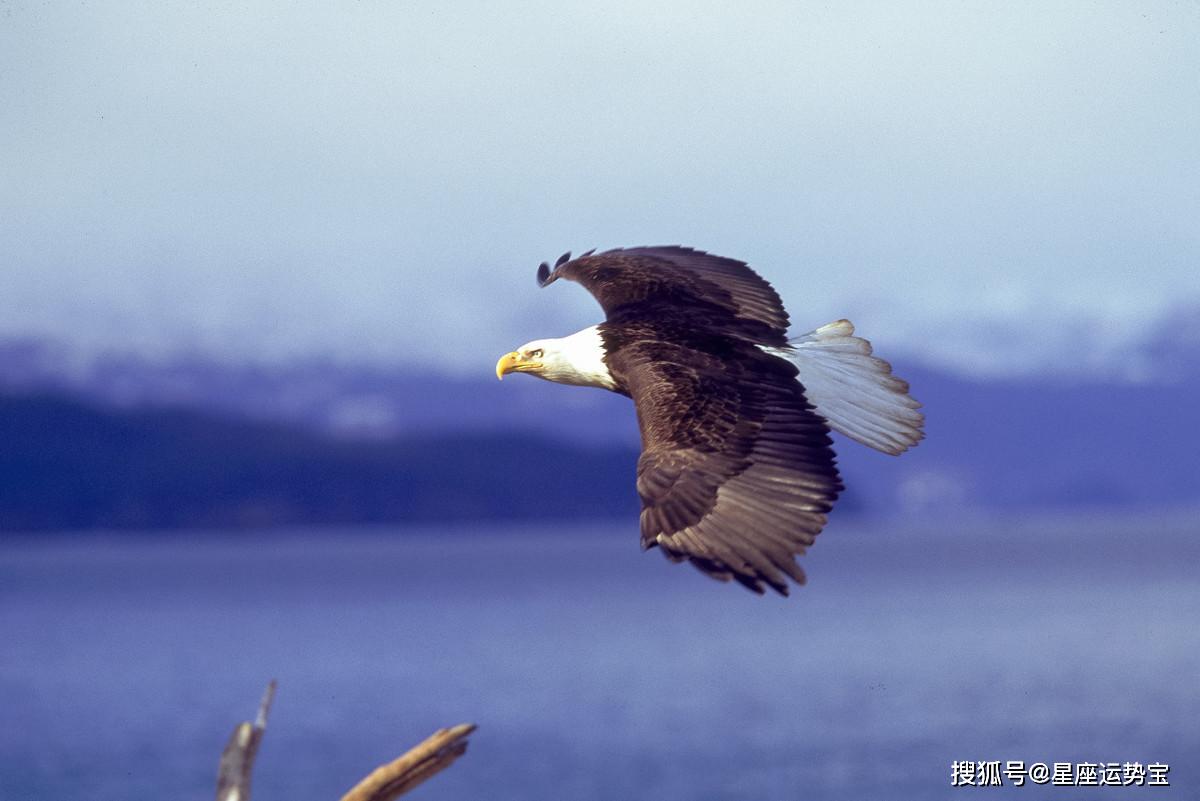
[539,246,792,347]
[538,246,842,595]
[614,336,842,595]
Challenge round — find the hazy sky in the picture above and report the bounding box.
[2,2,1197,377]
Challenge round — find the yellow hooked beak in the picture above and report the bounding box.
[495,351,542,380]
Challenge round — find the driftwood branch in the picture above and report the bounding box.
[214,681,476,801]
[338,723,477,801]
[216,679,276,801]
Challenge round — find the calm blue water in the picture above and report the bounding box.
[1,514,1198,800]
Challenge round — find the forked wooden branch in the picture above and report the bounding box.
[214,681,476,801]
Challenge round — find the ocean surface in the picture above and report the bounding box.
[1,513,1197,800]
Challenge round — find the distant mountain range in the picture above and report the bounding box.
[0,337,633,442]
[1,339,1196,531]
[0,392,642,531]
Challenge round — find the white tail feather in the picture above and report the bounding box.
[765,320,924,455]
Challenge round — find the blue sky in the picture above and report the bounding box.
[2,2,1197,377]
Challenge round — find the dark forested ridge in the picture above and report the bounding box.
[2,357,1198,531]
[0,392,639,531]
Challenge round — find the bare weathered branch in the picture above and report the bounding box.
[338,723,477,801]
[216,679,277,801]
[213,681,473,801]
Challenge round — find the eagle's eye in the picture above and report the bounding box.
[528,349,544,359]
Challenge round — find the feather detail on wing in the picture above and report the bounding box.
[617,340,843,595]
[538,246,791,346]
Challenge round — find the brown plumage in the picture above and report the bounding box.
[535,246,845,595]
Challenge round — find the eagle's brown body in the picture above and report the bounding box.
[500,246,922,595]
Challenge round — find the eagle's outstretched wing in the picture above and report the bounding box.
[609,336,843,596]
[532,245,880,594]
[538,246,792,346]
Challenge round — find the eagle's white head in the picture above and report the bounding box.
[495,325,616,390]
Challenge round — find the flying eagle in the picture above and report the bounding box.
[496,246,923,595]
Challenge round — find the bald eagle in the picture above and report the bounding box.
[496,246,923,595]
